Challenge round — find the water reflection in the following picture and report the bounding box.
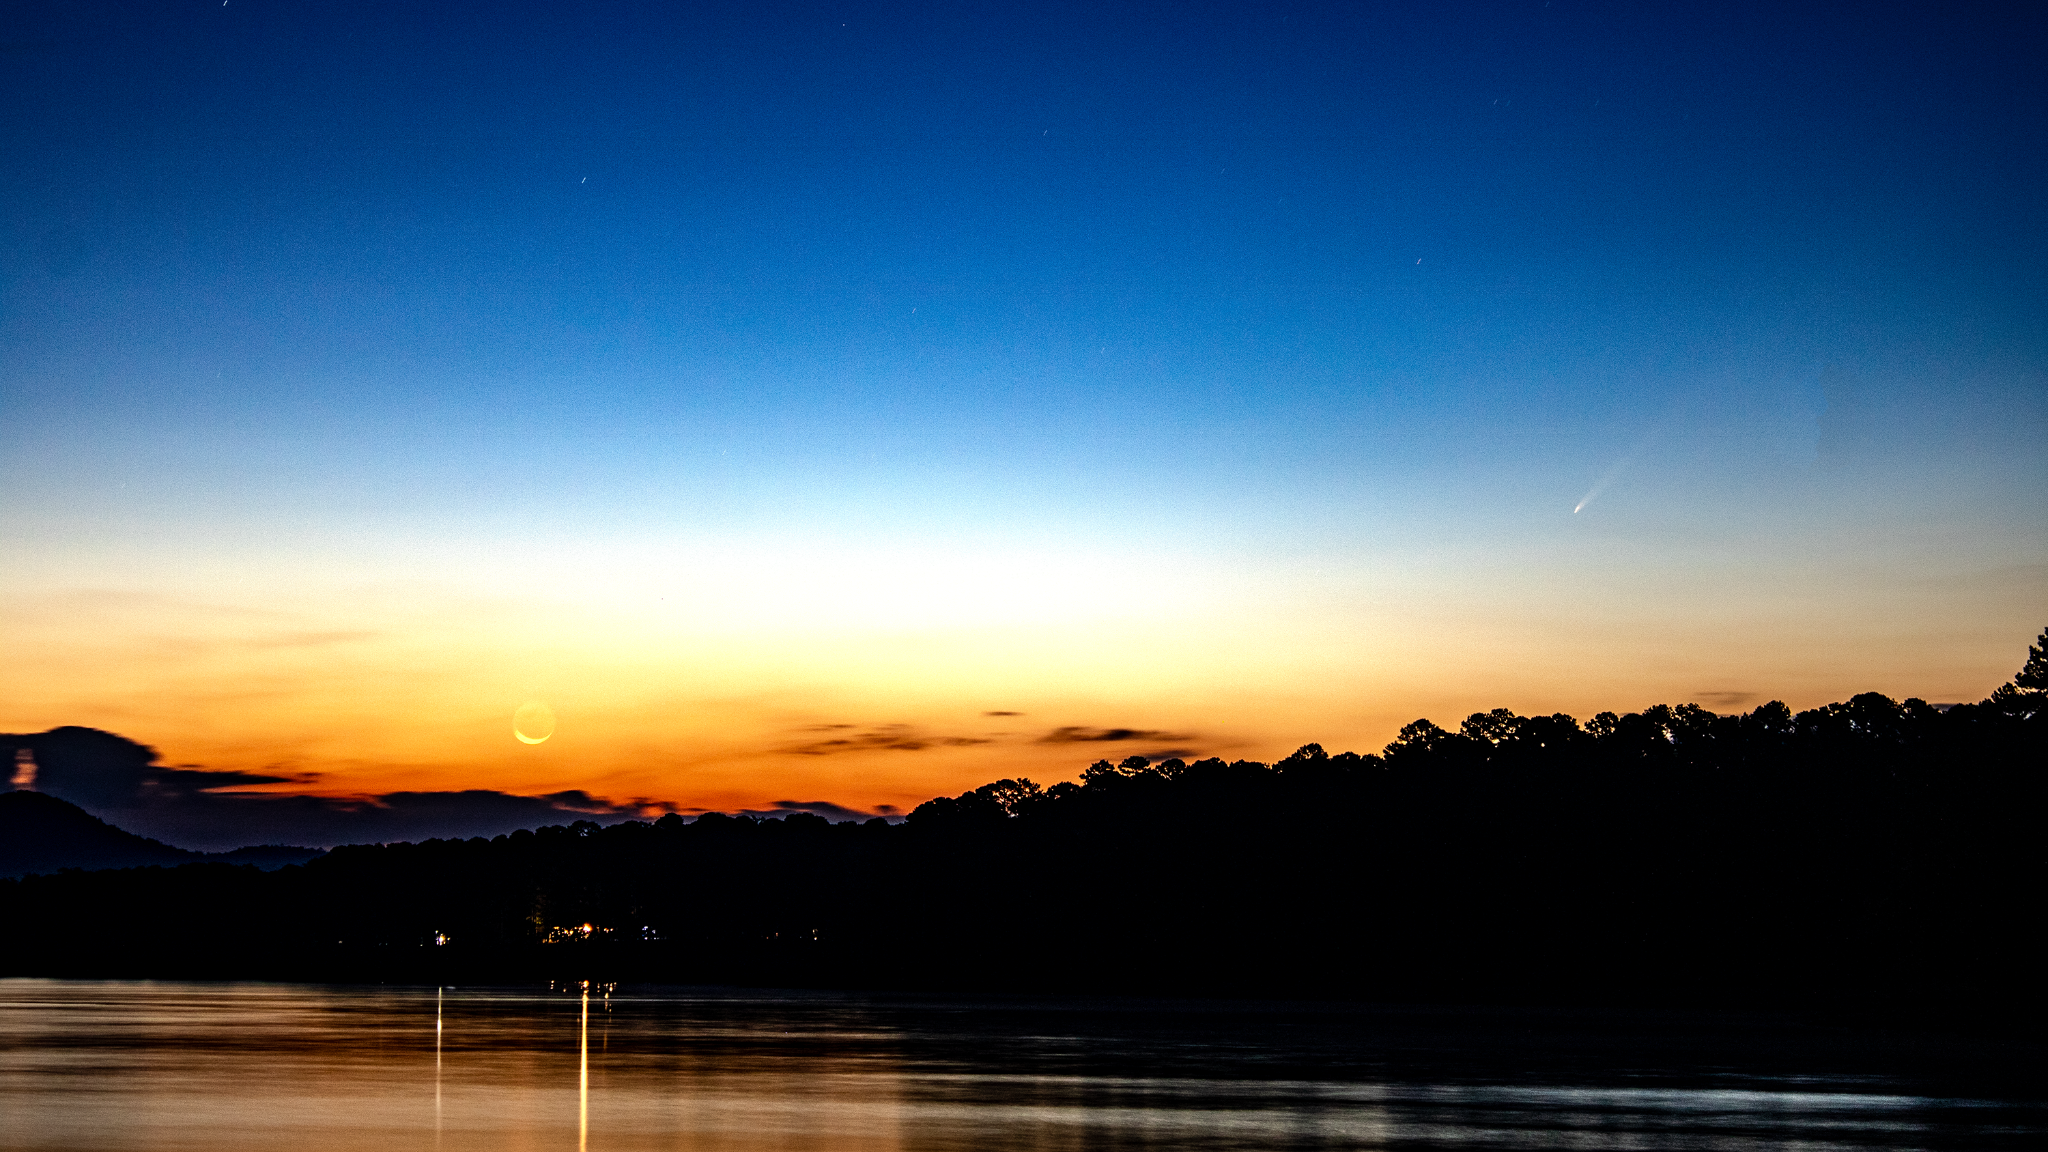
[0,980,2038,1151]
[579,982,588,1152]
[434,985,442,1145]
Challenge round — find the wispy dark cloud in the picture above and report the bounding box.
[781,723,990,756]
[663,800,901,822]
[1695,691,1760,708]
[745,799,896,823]
[1037,726,1192,744]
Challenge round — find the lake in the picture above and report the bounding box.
[0,980,2039,1150]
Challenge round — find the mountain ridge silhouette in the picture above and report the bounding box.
[0,791,322,878]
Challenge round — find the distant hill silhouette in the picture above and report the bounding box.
[0,791,323,878]
[0,791,198,877]
[205,844,328,869]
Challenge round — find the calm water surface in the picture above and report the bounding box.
[0,980,2039,1151]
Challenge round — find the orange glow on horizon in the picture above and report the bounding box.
[2,545,2033,820]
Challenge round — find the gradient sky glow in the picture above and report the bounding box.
[4,2,2044,825]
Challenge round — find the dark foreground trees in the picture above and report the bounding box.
[3,633,2043,1022]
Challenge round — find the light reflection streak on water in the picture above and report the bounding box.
[434,985,442,1146]
[578,982,589,1152]
[0,980,2039,1152]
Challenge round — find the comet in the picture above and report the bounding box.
[1574,461,1628,513]
[1574,428,1661,514]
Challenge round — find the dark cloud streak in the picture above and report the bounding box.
[745,799,897,823]
[2,727,655,852]
[781,723,988,756]
[1695,691,1760,708]
[1037,726,1193,744]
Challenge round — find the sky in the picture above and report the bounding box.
[3,1,2044,846]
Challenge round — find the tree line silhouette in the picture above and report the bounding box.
[3,629,2042,1020]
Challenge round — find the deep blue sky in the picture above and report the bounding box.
[2,2,2044,810]
[10,3,2040,483]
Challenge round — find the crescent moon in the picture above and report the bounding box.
[513,700,556,744]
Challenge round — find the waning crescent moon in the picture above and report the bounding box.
[513,700,556,744]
